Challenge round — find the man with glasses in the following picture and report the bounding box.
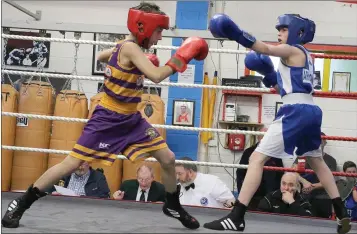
[113,164,165,202]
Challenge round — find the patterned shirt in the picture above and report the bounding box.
[67,171,90,196]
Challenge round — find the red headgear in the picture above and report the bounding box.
[127,9,169,49]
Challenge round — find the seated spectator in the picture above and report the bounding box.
[175,157,235,209]
[113,164,165,202]
[236,127,284,210]
[342,161,357,221]
[257,172,312,216]
[294,132,337,218]
[50,161,110,198]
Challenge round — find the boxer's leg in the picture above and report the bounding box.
[150,148,176,193]
[2,106,121,229]
[296,105,350,234]
[33,155,83,191]
[122,119,200,229]
[204,105,299,231]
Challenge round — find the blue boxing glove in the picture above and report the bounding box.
[209,14,256,48]
[245,51,277,88]
[262,72,278,88]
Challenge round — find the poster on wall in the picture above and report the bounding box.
[313,71,322,90]
[4,31,51,69]
[92,33,157,75]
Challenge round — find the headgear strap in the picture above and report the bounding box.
[127,9,169,49]
[275,14,316,45]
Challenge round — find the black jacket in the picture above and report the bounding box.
[236,143,284,197]
[119,179,165,202]
[258,189,312,216]
[50,167,110,199]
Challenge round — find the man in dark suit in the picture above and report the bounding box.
[113,164,165,202]
[49,161,111,199]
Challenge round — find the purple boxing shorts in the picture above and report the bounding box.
[69,105,168,166]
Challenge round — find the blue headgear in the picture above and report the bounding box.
[275,14,316,45]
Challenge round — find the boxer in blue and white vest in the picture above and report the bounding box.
[204,13,351,234]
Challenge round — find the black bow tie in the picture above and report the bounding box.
[185,183,195,191]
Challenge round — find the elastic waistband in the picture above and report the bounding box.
[282,93,314,105]
[99,93,138,115]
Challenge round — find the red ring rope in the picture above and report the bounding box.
[262,165,357,177]
[322,135,357,142]
[311,54,357,60]
[269,89,357,99]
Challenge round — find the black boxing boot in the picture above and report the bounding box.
[2,184,47,228]
[332,197,351,234]
[162,185,200,229]
[204,199,247,231]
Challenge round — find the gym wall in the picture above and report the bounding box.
[2,1,356,191]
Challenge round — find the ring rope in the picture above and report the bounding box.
[3,112,357,142]
[1,34,249,55]
[2,34,357,60]
[1,112,264,136]
[1,70,272,92]
[3,70,357,98]
[2,145,357,178]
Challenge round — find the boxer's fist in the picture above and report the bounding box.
[245,51,277,88]
[262,72,278,88]
[166,37,208,73]
[209,14,256,48]
[145,53,160,67]
[245,51,275,75]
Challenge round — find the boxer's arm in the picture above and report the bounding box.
[123,42,174,83]
[97,48,115,63]
[251,40,301,59]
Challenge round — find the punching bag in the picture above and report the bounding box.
[11,81,55,191]
[1,84,19,191]
[48,90,88,169]
[88,92,123,197]
[88,92,105,119]
[137,94,166,139]
[122,94,166,183]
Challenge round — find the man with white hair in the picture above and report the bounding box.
[257,172,312,216]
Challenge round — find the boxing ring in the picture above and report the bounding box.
[1,34,357,233]
[2,192,357,233]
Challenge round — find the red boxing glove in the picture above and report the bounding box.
[166,37,209,73]
[145,53,160,67]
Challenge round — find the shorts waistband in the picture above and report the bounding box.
[282,93,314,105]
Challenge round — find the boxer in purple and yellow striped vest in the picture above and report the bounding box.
[2,2,208,230]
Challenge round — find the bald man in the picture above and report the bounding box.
[236,127,284,210]
[257,172,312,216]
[113,165,165,202]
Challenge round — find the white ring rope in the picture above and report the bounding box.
[2,112,264,136]
[1,145,249,169]
[1,34,250,55]
[1,70,271,92]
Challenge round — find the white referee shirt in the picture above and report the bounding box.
[179,172,235,208]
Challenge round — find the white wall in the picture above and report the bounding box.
[2,1,357,191]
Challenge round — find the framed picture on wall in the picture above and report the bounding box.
[4,30,51,69]
[172,99,195,127]
[313,71,322,90]
[275,102,283,117]
[332,71,351,92]
[92,33,126,75]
